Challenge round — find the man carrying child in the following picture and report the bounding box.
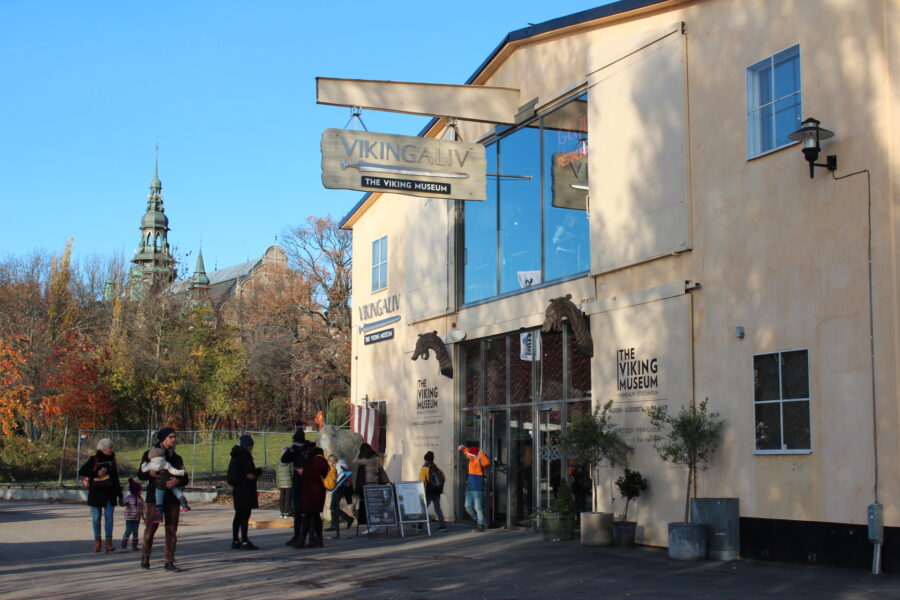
[138,427,189,572]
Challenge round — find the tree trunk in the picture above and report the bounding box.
[684,465,693,523]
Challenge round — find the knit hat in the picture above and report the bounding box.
[96,438,113,451]
[156,427,175,443]
[468,446,480,457]
[292,429,306,444]
[128,478,142,496]
[239,434,254,448]
[424,451,434,462]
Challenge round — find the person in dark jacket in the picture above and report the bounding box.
[138,427,189,572]
[228,434,264,550]
[78,438,124,553]
[298,447,330,548]
[280,428,315,548]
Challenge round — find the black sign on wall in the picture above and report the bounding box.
[364,328,395,345]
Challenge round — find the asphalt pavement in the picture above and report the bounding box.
[0,500,898,600]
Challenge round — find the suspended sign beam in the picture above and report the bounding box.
[316,77,520,125]
[322,129,486,200]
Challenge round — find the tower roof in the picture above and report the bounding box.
[192,249,210,286]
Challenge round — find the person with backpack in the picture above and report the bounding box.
[281,428,315,548]
[227,435,264,550]
[418,451,448,532]
[324,454,354,533]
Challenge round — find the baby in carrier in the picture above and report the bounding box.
[141,447,190,523]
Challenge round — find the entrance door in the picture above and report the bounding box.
[537,405,563,510]
[459,412,483,523]
[487,410,508,528]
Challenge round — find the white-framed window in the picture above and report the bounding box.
[753,349,811,453]
[371,235,388,292]
[747,44,802,158]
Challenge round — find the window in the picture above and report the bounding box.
[371,236,387,292]
[754,349,810,452]
[463,92,589,304]
[747,45,801,157]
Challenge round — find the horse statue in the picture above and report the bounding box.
[411,331,453,378]
[542,294,593,357]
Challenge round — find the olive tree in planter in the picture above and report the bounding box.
[646,398,724,560]
[539,478,577,541]
[559,399,631,546]
[612,468,648,547]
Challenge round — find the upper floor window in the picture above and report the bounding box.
[747,45,801,158]
[463,92,589,305]
[754,349,811,453]
[371,235,388,292]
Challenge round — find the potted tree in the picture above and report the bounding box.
[646,398,724,560]
[539,478,577,541]
[613,468,648,547]
[559,399,631,546]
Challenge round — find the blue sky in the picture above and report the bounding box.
[0,0,609,274]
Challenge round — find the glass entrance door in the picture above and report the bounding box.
[537,405,563,510]
[460,412,483,524]
[487,410,508,528]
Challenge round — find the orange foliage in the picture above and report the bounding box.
[42,332,114,429]
[0,338,33,436]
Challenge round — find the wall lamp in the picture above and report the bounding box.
[787,117,837,178]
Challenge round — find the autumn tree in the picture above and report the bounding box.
[42,332,114,429]
[0,338,34,436]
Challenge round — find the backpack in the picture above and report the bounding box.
[226,460,240,487]
[322,464,338,491]
[426,464,445,494]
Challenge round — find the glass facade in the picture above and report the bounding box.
[459,323,592,528]
[463,92,589,304]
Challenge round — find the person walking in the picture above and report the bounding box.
[297,447,330,548]
[354,442,384,535]
[418,451,448,532]
[227,435,264,550]
[281,428,315,548]
[459,444,491,532]
[138,427,189,572]
[324,454,354,533]
[121,478,145,550]
[78,438,124,553]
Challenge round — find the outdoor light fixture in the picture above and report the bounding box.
[787,117,837,178]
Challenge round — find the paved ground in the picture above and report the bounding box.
[1,500,898,600]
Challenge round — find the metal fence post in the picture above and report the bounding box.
[75,430,82,482]
[211,432,215,476]
[191,431,197,483]
[262,430,268,467]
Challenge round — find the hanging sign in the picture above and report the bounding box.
[321,129,486,200]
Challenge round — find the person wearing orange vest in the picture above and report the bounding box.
[458,445,491,531]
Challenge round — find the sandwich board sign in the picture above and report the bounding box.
[321,128,486,200]
[395,481,431,536]
[362,484,399,534]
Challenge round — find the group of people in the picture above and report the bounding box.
[78,427,488,572]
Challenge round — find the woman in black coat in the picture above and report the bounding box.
[227,435,264,550]
[77,438,123,553]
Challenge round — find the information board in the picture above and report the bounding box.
[363,485,398,528]
[395,481,428,522]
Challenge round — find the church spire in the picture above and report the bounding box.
[129,146,176,299]
[192,248,210,286]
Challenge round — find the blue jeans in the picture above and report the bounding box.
[155,485,184,507]
[90,501,115,538]
[464,490,485,526]
[123,519,140,540]
[426,492,446,527]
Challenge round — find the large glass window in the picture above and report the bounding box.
[747,45,801,157]
[753,349,811,452]
[371,235,388,292]
[463,92,589,304]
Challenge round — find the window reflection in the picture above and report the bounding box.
[464,144,499,303]
[499,126,542,295]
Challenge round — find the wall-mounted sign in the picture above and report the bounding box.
[364,328,394,345]
[551,150,588,210]
[321,129,486,200]
[359,294,400,322]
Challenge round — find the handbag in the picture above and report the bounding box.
[377,466,390,484]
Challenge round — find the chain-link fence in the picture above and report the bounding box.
[76,429,326,491]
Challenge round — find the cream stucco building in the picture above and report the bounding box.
[340,0,900,570]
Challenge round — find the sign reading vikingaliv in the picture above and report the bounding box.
[321,128,486,200]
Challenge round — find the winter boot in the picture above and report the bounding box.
[179,496,191,512]
[93,537,102,552]
[132,539,139,551]
[121,537,129,549]
[105,537,116,552]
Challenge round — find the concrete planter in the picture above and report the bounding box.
[612,521,637,547]
[690,498,740,560]
[580,512,613,546]
[668,522,707,560]
[541,513,576,541]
